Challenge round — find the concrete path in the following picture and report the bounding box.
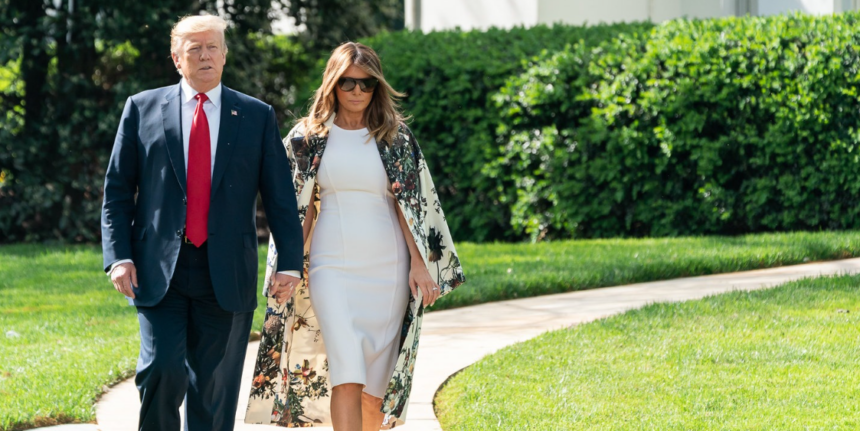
[31,426,101,431]
[79,258,860,431]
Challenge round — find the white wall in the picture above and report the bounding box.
[415,0,539,32]
[407,0,852,32]
[537,0,649,25]
[652,0,685,22]
[836,0,860,12]
[758,0,835,15]
[535,0,737,26]
[680,0,736,18]
[650,0,736,21]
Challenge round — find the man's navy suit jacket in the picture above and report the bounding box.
[101,83,303,313]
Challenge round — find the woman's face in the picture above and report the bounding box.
[334,64,374,116]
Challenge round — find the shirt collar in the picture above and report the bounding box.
[323,113,337,129]
[180,78,222,108]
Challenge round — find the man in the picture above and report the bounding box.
[101,14,302,431]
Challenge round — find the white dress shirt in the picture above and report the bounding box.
[109,79,300,280]
[180,78,221,174]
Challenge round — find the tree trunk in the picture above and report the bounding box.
[14,0,50,134]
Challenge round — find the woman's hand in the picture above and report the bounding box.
[393,203,439,306]
[408,258,440,307]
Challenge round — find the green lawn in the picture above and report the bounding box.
[0,245,138,431]
[2,230,860,429]
[435,274,860,430]
[439,230,860,309]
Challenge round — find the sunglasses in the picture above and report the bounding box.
[338,77,379,93]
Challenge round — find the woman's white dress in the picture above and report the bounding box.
[308,124,411,398]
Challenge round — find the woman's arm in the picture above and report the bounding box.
[394,203,440,307]
[303,202,316,243]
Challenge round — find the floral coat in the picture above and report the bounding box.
[244,116,466,428]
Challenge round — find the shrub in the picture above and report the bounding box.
[361,22,654,241]
[496,12,860,240]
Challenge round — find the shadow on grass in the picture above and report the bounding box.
[0,243,100,258]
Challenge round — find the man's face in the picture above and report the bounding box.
[172,30,226,92]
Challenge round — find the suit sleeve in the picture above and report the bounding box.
[101,97,139,272]
[259,105,303,272]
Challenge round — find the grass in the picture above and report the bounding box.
[435,274,860,430]
[439,230,860,309]
[0,245,138,431]
[1,230,860,429]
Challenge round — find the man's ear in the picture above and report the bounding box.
[171,51,181,69]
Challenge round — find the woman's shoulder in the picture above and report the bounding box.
[396,121,412,136]
[286,121,309,141]
[283,120,316,159]
[393,121,417,145]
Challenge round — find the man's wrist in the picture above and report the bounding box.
[278,270,301,278]
[108,259,134,276]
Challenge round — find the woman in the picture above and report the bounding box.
[245,42,466,430]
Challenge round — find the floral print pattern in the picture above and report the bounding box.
[245,120,465,428]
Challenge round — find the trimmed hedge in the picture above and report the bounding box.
[495,12,860,240]
[362,23,654,241]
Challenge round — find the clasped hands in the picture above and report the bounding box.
[270,273,302,303]
[113,261,433,306]
[268,263,439,307]
[111,262,301,304]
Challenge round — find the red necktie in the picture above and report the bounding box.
[186,93,211,247]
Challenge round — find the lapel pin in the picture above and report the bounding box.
[231,110,238,116]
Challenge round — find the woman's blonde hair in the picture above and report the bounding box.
[170,14,229,55]
[301,42,406,144]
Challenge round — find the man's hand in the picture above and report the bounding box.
[270,273,301,304]
[111,262,138,299]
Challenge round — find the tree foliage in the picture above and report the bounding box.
[9,4,856,245]
[286,0,403,52]
[1,0,189,242]
[0,0,313,242]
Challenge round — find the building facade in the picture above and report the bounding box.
[405,0,860,32]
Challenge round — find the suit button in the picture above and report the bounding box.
[183,197,187,205]
[176,230,182,238]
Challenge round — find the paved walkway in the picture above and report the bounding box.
[56,258,860,430]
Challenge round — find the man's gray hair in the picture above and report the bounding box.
[170,14,229,55]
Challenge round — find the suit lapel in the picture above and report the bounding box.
[211,86,241,198]
[161,84,186,194]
